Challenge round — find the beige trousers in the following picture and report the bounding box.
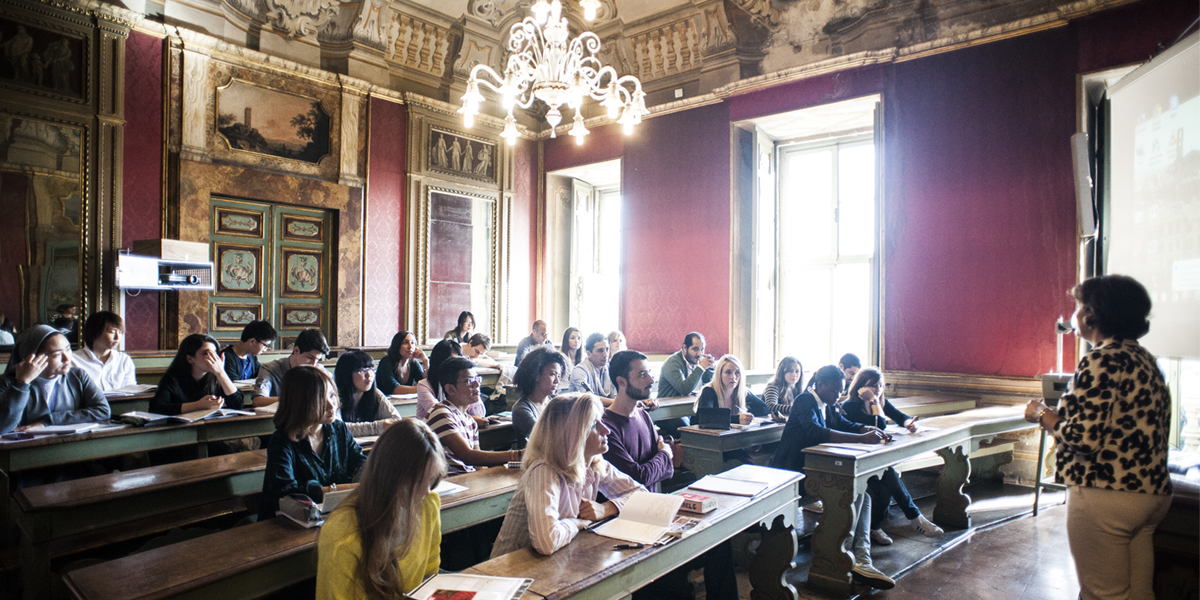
[1066,485,1172,600]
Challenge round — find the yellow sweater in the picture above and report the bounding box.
[316,492,441,599]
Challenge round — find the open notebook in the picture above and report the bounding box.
[592,491,686,545]
[120,408,256,424]
[410,573,532,600]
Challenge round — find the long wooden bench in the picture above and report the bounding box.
[15,450,268,600]
[62,466,523,600]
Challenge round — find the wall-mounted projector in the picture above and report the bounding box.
[118,240,214,291]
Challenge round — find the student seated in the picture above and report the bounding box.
[464,333,500,368]
[510,346,567,441]
[560,327,583,370]
[1,325,110,434]
[254,328,329,404]
[221,320,277,382]
[491,392,643,557]
[607,330,627,354]
[695,354,769,423]
[376,331,428,395]
[260,366,367,521]
[840,368,943,544]
[151,334,244,415]
[604,350,737,600]
[334,350,402,437]
[762,356,803,420]
[425,357,518,476]
[514,320,554,367]
[569,332,615,399]
[656,331,715,437]
[770,365,893,589]
[836,352,862,403]
[415,339,484,421]
[444,310,476,345]
[316,419,447,599]
[72,311,136,392]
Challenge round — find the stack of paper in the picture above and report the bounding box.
[410,573,533,600]
[103,384,157,397]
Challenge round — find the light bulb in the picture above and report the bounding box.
[531,0,551,24]
[463,111,474,128]
[569,111,589,145]
[580,0,600,21]
[501,114,519,146]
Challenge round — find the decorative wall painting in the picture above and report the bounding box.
[428,126,495,183]
[281,215,323,242]
[212,304,262,331]
[215,243,262,296]
[281,305,323,328]
[0,18,86,100]
[215,79,330,165]
[281,249,322,297]
[214,207,264,238]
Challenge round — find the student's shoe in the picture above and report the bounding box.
[911,515,944,537]
[803,500,824,514]
[852,563,895,589]
[870,528,893,546]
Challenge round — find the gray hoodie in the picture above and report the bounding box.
[1,325,110,433]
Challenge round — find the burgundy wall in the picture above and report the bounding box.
[121,31,163,350]
[364,98,407,346]
[728,65,887,122]
[883,30,1079,376]
[621,103,732,355]
[0,173,29,329]
[544,122,624,172]
[510,137,539,340]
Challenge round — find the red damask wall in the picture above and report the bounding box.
[364,97,407,346]
[510,137,538,339]
[121,31,163,350]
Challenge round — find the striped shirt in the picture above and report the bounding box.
[490,458,644,557]
[426,402,478,475]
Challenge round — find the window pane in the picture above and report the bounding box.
[779,267,832,370]
[782,150,834,261]
[838,143,875,257]
[832,262,870,364]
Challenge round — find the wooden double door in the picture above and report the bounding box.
[208,197,333,345]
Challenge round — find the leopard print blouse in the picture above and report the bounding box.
[1052,338,1173,495]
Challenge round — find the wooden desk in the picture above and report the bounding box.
[646,395,695,422]
[62,466,522,600]
[0,415,276,537]
[479,421,519,450]
[104,391,155,415]
[679,422,785,478]
[389,393,418,418]
[464,464,804,600]
[801,405,1034,595]
[16,450,268,599]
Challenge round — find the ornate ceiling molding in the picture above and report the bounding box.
[264,0,341,38]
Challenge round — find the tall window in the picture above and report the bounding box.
[774,137,876,372]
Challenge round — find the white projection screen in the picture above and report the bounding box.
[1106,31,1199,359]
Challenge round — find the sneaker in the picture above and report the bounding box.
[852,563,896,589]
[911,515,944,537]
[803,500,824,514]
[870,529,893,546]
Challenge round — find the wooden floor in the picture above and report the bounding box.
[715,478,1077,600]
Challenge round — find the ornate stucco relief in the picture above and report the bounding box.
[265,0,341,38]
[181,49,209,161]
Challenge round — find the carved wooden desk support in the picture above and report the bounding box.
[800,406,1034,596]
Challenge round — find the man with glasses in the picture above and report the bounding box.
[222,320,277,383]
[426,357,519,475]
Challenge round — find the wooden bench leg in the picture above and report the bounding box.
[933,444,972,530]
[748,514,798,600]
[20,535,51,600]
[804,472,857,596]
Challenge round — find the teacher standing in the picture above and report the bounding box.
[1025,275,1172,600]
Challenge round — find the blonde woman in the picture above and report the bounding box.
[317,419,447,599]
[695,354,769,426]
[490,393,644,557]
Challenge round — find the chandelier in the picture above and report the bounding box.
[458,0,649,146]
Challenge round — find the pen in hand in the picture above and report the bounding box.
[613,543,644,550]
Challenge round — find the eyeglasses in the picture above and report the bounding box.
[458,376,483,386]
[355,368,374,376]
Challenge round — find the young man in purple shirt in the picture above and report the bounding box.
[602,350,736,600]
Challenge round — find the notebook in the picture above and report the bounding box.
[591,491,686,545]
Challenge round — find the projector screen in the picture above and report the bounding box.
[1106,31,1199,359]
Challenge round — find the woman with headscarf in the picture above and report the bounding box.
[1,324,110,434]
